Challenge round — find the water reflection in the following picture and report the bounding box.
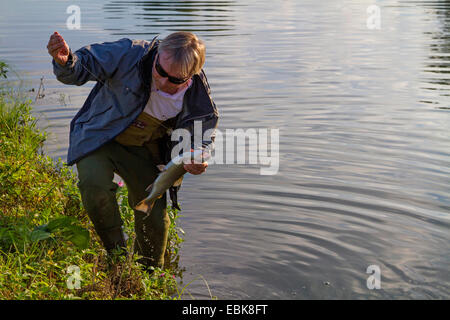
[418,0,450,108]
[103,0,239,37]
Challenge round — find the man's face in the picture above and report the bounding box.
[152,50,189,94]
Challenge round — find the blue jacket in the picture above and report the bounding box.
[52,36,219,167]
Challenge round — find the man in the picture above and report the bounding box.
[47,31,219,269]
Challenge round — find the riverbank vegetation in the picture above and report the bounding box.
[0,63,186,299]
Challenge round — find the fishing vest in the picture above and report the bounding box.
[114,111,168,164]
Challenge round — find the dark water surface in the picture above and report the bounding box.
[1,0,449,299]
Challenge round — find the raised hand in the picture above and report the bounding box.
[184,161,208,175]
[47,31,70,66]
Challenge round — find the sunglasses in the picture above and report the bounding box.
[155,54,188,85]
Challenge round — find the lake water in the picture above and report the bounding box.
[1,0,449,299]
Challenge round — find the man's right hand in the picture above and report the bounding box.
[47,31,70,66]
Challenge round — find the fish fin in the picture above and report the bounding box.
[172,201,181,211]
[172,176,184,187]
[156,164,166,172]
[145,183,153,193]
[169,186,181,211]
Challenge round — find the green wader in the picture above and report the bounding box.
[76,112,169,269]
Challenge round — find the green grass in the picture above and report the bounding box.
[0,61,7,79]
[0,86,188,299]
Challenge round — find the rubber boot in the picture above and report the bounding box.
[96,226,128,267]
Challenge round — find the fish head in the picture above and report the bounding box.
[172,149,211,165]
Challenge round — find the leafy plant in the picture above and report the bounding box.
[0,61,8,79]
[0,217,89,253]
[0,87,196,300]
[32,217,90,249]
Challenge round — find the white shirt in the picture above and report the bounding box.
[143,78,193,121]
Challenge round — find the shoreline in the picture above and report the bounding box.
[0,81,187,300]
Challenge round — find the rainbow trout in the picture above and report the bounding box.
[135,150,210,219]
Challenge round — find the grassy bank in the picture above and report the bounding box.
[0,84,186,299]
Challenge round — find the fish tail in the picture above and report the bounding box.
[135,199,155,215]
[135,194,163,220]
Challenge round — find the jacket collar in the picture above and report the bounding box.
[137,36,217,128]
[138,36,159,90]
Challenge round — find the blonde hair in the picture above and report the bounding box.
[158,32,206,79]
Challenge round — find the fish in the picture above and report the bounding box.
[134,149,210,219]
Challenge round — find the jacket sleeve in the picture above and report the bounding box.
[196,113,219,151]
[52,38,132,86]
[191,70,219,152]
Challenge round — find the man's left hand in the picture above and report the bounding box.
[184,161,208,175]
